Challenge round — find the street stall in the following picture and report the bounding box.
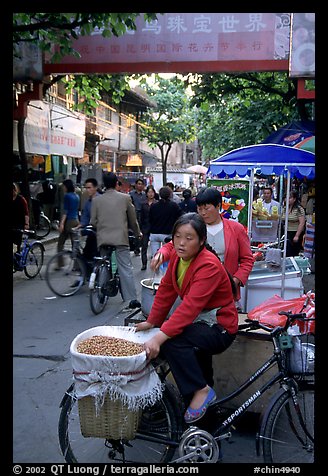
[207,143,315,303]
[205,144,315,408]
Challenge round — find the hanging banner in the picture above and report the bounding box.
[207,178,250,228]
[50,103,86,157]
[45,13,291,74]
[24,100,51,155]
[21,101,86,157]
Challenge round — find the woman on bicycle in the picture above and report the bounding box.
[136,212,238,424]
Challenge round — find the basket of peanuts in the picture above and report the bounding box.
[70,326,163,440]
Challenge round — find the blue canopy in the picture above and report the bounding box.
[207,143,315,179]
[261,120,315,147]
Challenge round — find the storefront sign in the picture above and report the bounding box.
[45,13,291,74]
[126,154,143,166]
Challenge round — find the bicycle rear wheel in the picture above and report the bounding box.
[89,264,110,314]
[58,383,181,463]
[34,214,51,239]
[45,251,86,297]
[24,242,44,278]
[262,384,314,463]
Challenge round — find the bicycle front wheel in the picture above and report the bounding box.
[46,251,86,297]
[58,383,181,463]
[89,264,110,314]
[24,242,44,278]
[34,214,51,239]
[262,385,314,463]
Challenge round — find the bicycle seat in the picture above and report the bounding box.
[23,229,37,238]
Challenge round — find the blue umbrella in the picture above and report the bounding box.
[207,143,315,180]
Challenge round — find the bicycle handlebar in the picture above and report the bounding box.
[13,228,36,238]
[241,311,314,336]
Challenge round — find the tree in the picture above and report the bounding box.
[186,72,314,160]
[13,13,161,207]
[139,75,197,185]
[13,13,161,112]
[13,13,159,60]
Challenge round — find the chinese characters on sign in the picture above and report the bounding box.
[47,13,291,73]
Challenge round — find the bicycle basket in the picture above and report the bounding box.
[78,394,142,440]
[288,336,315,375]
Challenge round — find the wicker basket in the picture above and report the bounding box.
[78,394,142,440]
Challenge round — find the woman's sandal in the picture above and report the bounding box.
[184,387,217,423]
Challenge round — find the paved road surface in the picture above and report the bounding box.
[12,232,315,466]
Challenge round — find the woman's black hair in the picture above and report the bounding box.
[172,212,237,298]
[172,212,207,246]
[195,187,222,207]
[159,186,172,201]
[63,179,75,193]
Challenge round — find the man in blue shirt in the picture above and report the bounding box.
[129,178,146,256]
[57,179,80,264]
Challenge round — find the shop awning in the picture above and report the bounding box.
[208,144,315,179]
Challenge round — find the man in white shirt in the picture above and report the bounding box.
[261,187,280,213]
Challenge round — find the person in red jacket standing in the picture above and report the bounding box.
[136,213,238,424]
[151,187,254,305]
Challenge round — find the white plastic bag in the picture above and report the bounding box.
[70,326,163,411]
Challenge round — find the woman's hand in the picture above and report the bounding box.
[143,331,169,360]
[135,321,154,332]
[150,253,163,272]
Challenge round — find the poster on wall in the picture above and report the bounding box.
[206,178,250,228]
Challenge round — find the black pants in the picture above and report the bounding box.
[286,230,304,257]
[141,231,150,266]
[83,233,98,262]
[160,322,235,400]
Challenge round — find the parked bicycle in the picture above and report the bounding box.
[45,226,95,297]
[13,229,45,279]
[58,310,314,463]
[89,245,122,315]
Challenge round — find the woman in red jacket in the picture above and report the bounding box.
[151,187,254,303]
[136,213,238,424]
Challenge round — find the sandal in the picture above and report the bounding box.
[184,387,216,423]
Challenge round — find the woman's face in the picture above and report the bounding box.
[289,195,296,205]
[147,188,155,199]
[173,223,205,261]
[197,203,221,225]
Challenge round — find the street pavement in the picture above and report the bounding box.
[12,232,315,465]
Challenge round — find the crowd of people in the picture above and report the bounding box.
[13,173,313,423]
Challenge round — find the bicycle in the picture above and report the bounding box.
[58,310,314,464]
[45,226,95,297]
[31,197,51,239]
[89,245,121,315]
[13,229,45,279]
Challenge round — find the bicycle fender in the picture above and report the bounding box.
[32,241,46,252]
[256,386,288,456]
[59,384,75,408]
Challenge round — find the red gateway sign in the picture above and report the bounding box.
[45,13,293,74]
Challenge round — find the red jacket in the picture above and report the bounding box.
[147,246,238,336]
[159,218,254,300]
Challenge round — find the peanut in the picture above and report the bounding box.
[76,335,144,357]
